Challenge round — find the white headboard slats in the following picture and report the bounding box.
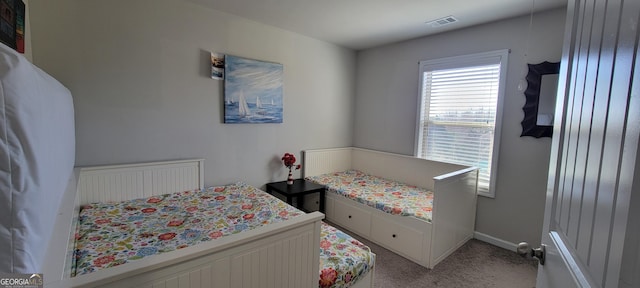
[77,159,204,205]
[302,148,352,177]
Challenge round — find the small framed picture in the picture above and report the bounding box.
[210,52,224,80]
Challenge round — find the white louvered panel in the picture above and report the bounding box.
[275,237,285,288]
[78,159,203,204]
[212,259,229,288]
[258,248,268,287]
[146,265,213,288]
[165,277,178,288]
[252,250,261,288]
[289,237,300,288]
[302,230,312,287]
[178,273,190,287]
[232,243,278,288]
[150,166,199,196]
[266,246,275,287]
[230,253,241,288]
[187,269,201,288]
[79,170,144,204]
[244,252,255,288]
[303,148,352,177]
[229,231,314,288]
[288,237,301,288]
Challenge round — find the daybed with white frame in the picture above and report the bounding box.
[303,147,479,269]
[44,159,327,288]
[44,160,375,288]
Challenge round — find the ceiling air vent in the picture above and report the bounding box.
[426,15,458,27]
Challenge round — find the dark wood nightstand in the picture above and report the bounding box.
[265,179,325,213]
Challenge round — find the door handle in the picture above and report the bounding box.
[517,242,546,265]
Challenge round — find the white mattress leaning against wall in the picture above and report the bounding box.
[0,42,76,273]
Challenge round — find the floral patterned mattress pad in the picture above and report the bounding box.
[72,182,375,288]
[319,222,375,288]
[306,170,435,222]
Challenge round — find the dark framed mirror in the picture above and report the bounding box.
[521,61,560,138]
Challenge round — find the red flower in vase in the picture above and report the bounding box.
[282,153,302,184]
[281,153,302,171]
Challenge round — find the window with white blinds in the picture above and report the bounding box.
[415,50,508,197]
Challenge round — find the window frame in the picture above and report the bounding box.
[414,49,509,198]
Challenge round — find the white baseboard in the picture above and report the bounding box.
[474,231,518,252]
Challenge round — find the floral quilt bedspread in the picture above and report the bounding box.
[319,222,375,288]
[306,170,434,222]
[72,182,303,276]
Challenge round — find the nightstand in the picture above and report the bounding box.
[265,179,325,213]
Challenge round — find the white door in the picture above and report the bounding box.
[535,0,640,287]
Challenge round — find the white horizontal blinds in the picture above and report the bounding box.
[418,62,501,195]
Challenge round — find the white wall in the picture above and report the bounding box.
[354,8,567,247]
[27,0,355,188]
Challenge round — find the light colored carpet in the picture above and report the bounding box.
[329,222,538,288]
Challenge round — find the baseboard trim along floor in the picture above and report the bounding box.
[474,231,518,252]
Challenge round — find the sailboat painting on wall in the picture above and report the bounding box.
[224,55,283,123]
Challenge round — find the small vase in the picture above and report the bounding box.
[287,170,294,185]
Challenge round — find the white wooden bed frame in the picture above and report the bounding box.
[303,147,479,269]
[42,159,328,288]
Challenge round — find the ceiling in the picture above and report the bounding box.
[189,0,568,50]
